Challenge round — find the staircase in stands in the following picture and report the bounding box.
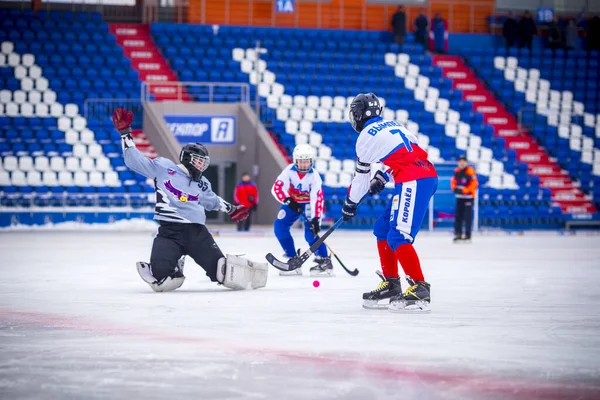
[131,129,157,158]
[109,23,188,101]
[433,55,597,215]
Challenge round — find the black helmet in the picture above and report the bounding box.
[348,93,382,132]
[179,143,209,181]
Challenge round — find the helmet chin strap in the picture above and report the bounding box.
[178,164,202,181]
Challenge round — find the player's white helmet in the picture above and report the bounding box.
[292,144,314,173]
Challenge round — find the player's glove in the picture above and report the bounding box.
[342,197,358,221]
[454,188,464,195]
[112,108,133,136]
[228,205,250,222]
[310,217,320,235]
[369,170,389,196]
[283,197,303,213]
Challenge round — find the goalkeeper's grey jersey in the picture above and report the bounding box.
[122,137,226,225]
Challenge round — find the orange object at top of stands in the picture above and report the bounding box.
[187,0,495,33]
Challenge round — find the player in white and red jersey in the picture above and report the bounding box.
[342,93,438,313]
[271,144,332,277]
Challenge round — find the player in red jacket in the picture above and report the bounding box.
[234,173,259,231]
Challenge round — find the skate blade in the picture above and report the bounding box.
[310,270,335,277]
[362,300,389,310]
[388,300,431,313]
[279,269,303,276]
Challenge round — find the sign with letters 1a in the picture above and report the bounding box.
[163,115,237,145]
[276,0,294,13]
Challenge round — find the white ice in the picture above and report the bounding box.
[1,226,599,400]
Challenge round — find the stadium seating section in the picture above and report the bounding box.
[1,7,597,228]
[0,8,153,218]
[460,47,600,217]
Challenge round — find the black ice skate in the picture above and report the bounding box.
[389,278,431,313]
[453,236,463,243]
[309,256,335,277]
[279,251,303,276]
[362,271,402,310]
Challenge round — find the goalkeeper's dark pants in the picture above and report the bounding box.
[454,197,474,239]
[150,221,224,282]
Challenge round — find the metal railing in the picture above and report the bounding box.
[184,0,495,34]
[140,81,251,103]
[84,98,144,129]
[0,192,155,211]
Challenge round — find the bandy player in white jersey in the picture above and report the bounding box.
[271,144,332,277]
[341,93,438,313]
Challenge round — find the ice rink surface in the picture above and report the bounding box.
[1,226,599,400]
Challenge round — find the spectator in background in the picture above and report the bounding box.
[587,16,600,52]
[547,16,562,55]
[414,8,429,48]
[503,11,519,52]
[518,10,537,54]
[431,13,447,54]
[234,173,259,231]
[391,5,406,47]
[565,19,578,52]
[451,155,478,243]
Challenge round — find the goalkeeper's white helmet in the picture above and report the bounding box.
[292,144,314,173]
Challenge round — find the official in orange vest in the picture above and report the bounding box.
[450,155,478,242]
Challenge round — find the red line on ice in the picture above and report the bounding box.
[1,308,598,400]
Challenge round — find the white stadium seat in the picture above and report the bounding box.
[74,171,89,186]
[50,156,65,172]
[65,156,80,172]
[320,96,333,109]
[22,53,35,67]
[384,53,397,66]
[307,95,320,109]
[58,171,73,186]
[95,157,111,172]
[293,95,307,108]
[285,120,298,134]
[73,143,87,158]
[13,90,26,104]
[328,159,342,173]
[314,159,328,174]
[11,170,27,186]
[299,120,313,135]
[42,171,58,186]
[3,156,18,171]
[34,156,49,171]
[72,116,87,131]
[20,103,33,117]
[42,86,56,105]
[21,77,34,92]
[342,159,355,173]
[0,171,9,186]
[89,171,104,187]
[318,146,332,160]
[35,103,49,117]
[80,157,95,172]
[0,89,11,103]
[324,172,338,187]
[26,171,42,185]
[57,116,71,131]
[65,129,79,145]
[104,171,120,187]
[18,156,34,172]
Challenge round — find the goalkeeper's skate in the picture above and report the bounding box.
[136,257,186,293]
[310,256,335,277]
[389,277,431,313]
[362,271,402,310]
